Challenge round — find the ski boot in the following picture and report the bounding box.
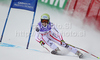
[76,51,83,58]
[51,47,60,54]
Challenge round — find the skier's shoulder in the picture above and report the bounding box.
[50,22,56,28]
[50,22,55,26]
[36,21,42,27]
[37,21,41,25]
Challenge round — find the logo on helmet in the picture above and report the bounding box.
[42,16,48,19]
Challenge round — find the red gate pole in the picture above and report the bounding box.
[72,0,78,15]
[86,0,95,17]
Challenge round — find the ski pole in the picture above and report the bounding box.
[67,43,100,59]
[43,46,50,52]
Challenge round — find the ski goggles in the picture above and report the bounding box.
[41,19,49,23]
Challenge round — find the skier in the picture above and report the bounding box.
[35,13,83,58]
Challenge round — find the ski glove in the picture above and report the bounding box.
[40,41,45,46]
[61,40,65,45]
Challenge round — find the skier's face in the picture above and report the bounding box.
[42,23,47,27]
[41,19,49,27]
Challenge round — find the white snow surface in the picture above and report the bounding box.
[0,3,100,60]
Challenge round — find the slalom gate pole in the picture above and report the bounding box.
[0,0,13,43]
[26,0,38,49]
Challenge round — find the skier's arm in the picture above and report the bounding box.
[35,26,45,46]
[51,23,63,40]
[35,31,41,43]
[35,26,41,43]
[52,24,60,33]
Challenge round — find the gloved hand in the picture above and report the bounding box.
[61,40,65,45]
[40,41,45,46]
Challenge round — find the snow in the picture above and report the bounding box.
[0,3,100,60]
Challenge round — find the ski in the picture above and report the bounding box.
[67,43,100,59]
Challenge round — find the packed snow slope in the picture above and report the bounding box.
[0,2,100,60]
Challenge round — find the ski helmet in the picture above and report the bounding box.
[41,13,50,24]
